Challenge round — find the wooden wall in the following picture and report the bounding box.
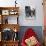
[0,24,20,32]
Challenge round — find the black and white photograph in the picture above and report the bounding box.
[25,6,36,20]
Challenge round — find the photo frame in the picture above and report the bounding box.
[2,10,9,15]
[2,16,8,24]
[25,6,36,20]
[9,10,18,15]
[8,16,18,24]
[1,28,13,41]
[1,28,18,41]
[2,16,18,24]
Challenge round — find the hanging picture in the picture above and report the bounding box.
[2,10,9,15]
[8,16,18,24]
[1,28,13,41]
[25,6,36,20]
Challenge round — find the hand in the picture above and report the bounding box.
[25,36,38,46]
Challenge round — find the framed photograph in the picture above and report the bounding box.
[9,10,18,15]
[2,16,8,24]
[8,16,18,24]
[25,6,36,20]
[2,16,18,24]
[2,10,9,15]
[1,28,13,41]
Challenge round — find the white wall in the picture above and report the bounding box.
[0,0,43,26]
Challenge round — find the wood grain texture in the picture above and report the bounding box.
[2,41,19,46]
[0,7,20,46]
[0,24,20,32]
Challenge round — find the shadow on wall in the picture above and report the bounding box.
[18,26,43,44]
